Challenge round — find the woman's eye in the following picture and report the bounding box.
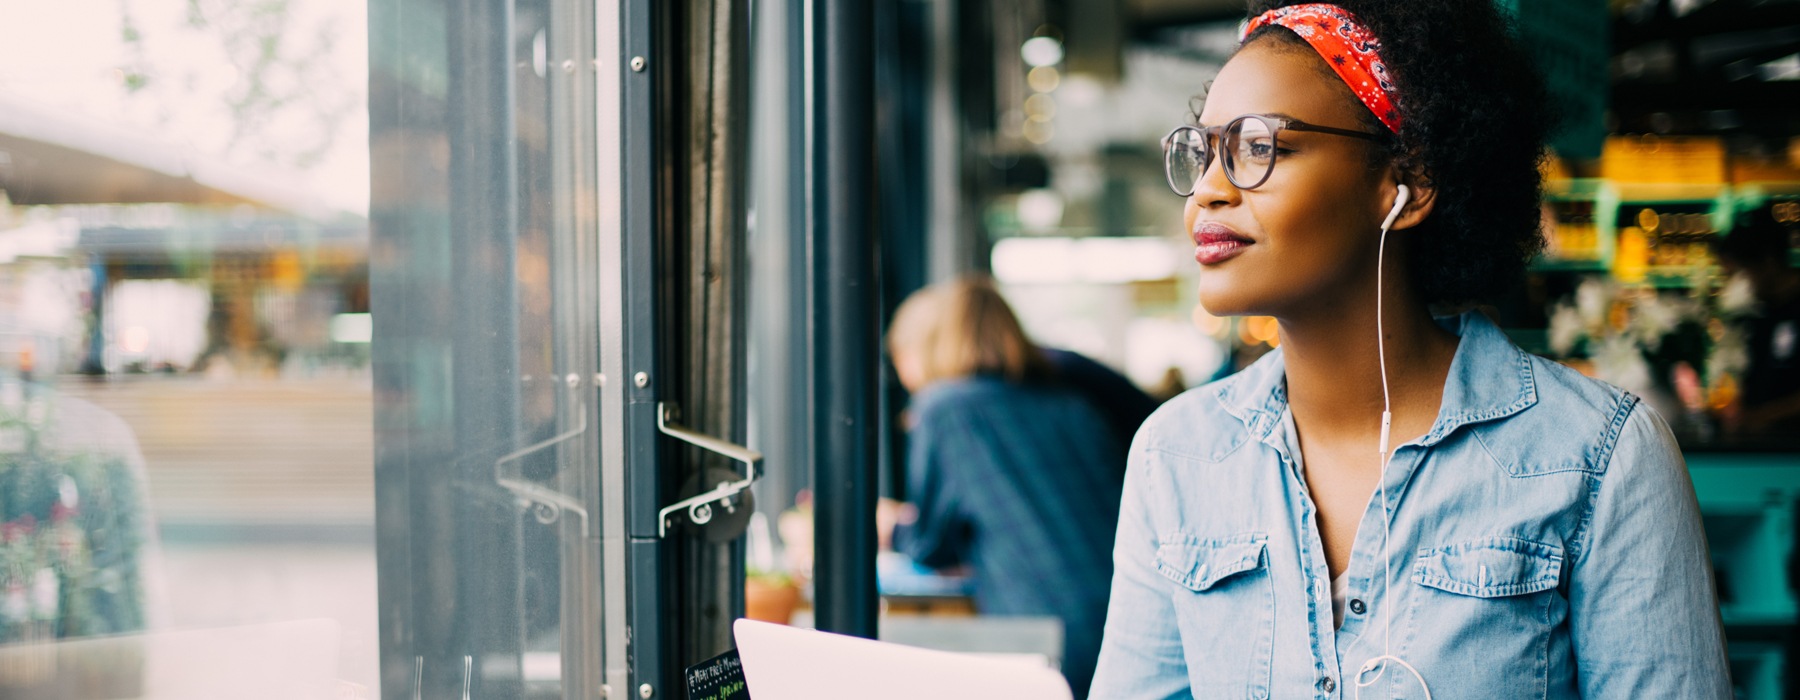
[1243,140,1277,160]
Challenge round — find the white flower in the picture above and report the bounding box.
[30,568,58,620]
[1629,292,1700,352]
[1628,294,1674,351]
[1549,304,1585,356]
[2,583,27,623]
[1709,326,1749,380]
[58,475,78,510]
[1592,334,1653,396]
[1575,278,1611,328]
[1719,272,1758,316]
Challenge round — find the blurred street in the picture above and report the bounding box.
[55,375,378,695]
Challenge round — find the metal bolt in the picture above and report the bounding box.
[562,59,575,73]
[566,373,581,388]
[638,683,654,699]
[629,56,647,72]
[634,372,650,388]
[595,373,607,387]
[601,684,612,698]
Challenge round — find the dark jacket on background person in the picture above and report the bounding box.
[895,375,1125,700]
[1043,348,1159,461]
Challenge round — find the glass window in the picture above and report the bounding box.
[0,1,376,695]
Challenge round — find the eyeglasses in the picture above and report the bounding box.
[1162,114,1387,196]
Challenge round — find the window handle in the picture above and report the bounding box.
[656,402,760,538]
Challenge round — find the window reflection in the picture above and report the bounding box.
[0,0,373,695]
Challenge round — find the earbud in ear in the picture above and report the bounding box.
[1381,184,1410,231]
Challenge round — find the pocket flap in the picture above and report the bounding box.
[1413,537,1564,598]
[1154,534,1267,592]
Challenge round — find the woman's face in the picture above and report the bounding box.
[1186,40,1396,318]
[892,347,927,393]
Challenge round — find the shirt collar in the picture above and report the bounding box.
[1212,311,1538,447]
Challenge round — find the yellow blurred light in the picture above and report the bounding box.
[1022,117,1053,145]
[1027,66,1061,92]
[1023,93,1056,120]
[1192,306,1225,336]
[271,250,306,291]
[1249,316,1281,345]
[1709,374,1738,412]
[1613,226,1649,285]
[1237,316,1281,347]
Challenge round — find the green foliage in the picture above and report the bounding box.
[118,0,360,170]
[0,385,148,643]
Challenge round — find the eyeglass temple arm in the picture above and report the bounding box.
[1282,119,1388,142]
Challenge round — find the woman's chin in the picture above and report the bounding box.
[1196,283,1257,318]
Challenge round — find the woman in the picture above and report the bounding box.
[1091,2,1729,698]
[888,276,1127,699]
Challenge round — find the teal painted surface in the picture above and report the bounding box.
[1494,0,1609,160]
[1688,452,1800,700]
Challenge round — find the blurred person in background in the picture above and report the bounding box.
[1715,206,1800,437]
[1039,348,1159,467]
[884,275,1135,699]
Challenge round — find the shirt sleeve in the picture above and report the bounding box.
[895,413,972,570]
[1569,402,1731,698]
[1089,441,1192,699]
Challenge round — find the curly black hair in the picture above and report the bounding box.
[1238,0,1555,307]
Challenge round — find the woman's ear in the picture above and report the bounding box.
[1386,169,1437,232]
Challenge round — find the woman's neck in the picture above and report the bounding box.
[1277,291,1460,452]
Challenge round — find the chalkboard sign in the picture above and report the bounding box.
[685,648,750,700]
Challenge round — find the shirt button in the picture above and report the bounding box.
[1319,676,1336,693]
[1349,598,1367,615]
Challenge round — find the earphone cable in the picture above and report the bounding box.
[1354,196,1432,700]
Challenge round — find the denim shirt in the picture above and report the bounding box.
[1091,312,1730,699]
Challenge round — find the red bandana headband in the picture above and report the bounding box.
[1243,3,1403,134]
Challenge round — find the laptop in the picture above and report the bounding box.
[733,619,1074,700]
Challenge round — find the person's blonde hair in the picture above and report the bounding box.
[887,275,1050,387]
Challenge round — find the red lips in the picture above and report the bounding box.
[1193,222,1252,265]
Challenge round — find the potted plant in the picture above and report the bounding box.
[743,567,801,625]
[742,511,804,624]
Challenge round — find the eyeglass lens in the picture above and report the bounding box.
[1164,117,1278,196]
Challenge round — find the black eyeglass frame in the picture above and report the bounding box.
[1161,114,1389,196]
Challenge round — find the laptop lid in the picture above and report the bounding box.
[732,619,1073,700]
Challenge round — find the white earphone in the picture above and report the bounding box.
[1381,184,1410,232]
[1355,180,1434,700]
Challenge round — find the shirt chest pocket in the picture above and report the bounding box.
[1407,536,1568,685]
[1413,536,1563,598]
[1154,533,1274,699]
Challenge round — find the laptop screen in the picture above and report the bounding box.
[732,619,1072,700]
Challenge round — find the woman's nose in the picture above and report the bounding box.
[1189,151,1240,210]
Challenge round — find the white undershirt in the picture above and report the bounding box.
[1331,572,1349,627]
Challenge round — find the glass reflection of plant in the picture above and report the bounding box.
[0,384,147,645]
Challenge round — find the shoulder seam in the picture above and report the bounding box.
[1568,393,1642,566]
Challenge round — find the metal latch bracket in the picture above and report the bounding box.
[655,402,761,537]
